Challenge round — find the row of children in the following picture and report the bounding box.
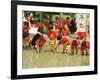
[44,26,90,55]
[23,12,89,55]
[23,22,89,55]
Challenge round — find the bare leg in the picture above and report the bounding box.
[76,47,78,55]
[86,49,89,56]
[63,44,66,54]
[81,50,84,56]
[71,48,74,55]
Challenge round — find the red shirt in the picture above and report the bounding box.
[34,22,41,28]
[23,26,30,32]
[59,36,68,45]
[43,21,49,29]
[66,40,71,46]
[54,20,61,30]
[48,30,57,40]
[61,28,67,36]
[64,19,71,26]
[86,41,90,49]
[36,37,46,47]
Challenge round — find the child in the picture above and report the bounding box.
[23,21,30,32]
[29,19,41,48]
[71,39,78,55]
[57,34,69,54]
[23,22,30,48]
[54,16,61,31]
[58,26,69,36]
[80,38,90,56]
[31,25,44,49]
[43,19,50,31]
[36,35,47,53]
[48,26,57,52]
[64,17,71,27]
[70,18,77,34]
[77,23,87,39]
[71,37,81,55]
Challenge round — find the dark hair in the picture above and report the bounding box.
[23,21,29,26]
[55,16,59,20]
[30,19,36,24]
[72,40,77,46]
[49,21,53,25]
[76,37,79,39]
[81,40,86,46]
[66,17,70,19]
[38,26,44,34]
[24,12,30,18]
[57,34,62,40]
[37,19,41,22]
[49,24,53,30]
[39,35,44,40]
[73,18,76,20]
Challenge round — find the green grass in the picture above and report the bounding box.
[22,48,90,69]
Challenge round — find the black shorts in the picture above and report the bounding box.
[23,31,29,38]
[32,33,41,46]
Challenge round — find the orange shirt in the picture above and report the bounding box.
[66,40,71,46]
[34,22,41,28]
[48,30,57,40]
[61,28,67,36]
[86,41,90,49]
[37,37,46,47]
[64,19,71,26]
[54,20,61,30]
[59,36,68,45]
[23,25,30,32]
